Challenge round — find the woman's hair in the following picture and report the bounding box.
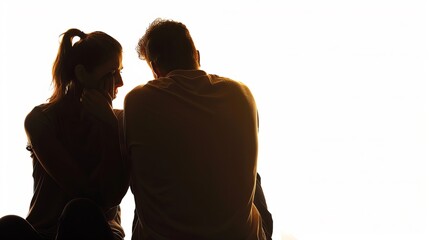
[136,18,199,74]
[49,28,122,103]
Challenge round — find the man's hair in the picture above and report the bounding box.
[136,18,199,73]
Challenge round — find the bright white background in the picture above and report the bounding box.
[0,1,428,240]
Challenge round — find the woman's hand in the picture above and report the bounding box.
[98,71,116,104]
[80,71,118,127]
[80,88,117,128]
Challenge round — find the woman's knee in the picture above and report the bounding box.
[57,199,113,240]
[0,215,40,239]
[0,215,28,229]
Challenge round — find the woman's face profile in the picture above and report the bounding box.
[86,53,123,100]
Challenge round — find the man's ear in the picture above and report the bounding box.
[74,64,88,84]
[149,61,160,79]
[197,50,200,67]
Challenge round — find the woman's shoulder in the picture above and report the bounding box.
[26,102,55,118]
[24,103,57,131]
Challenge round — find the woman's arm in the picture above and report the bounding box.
[81,89,130,209]
[93,111,130,209]
[24,107,94,197]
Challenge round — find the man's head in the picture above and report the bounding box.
[136,18,200,78]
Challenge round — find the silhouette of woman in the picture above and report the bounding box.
[0,28,129,240]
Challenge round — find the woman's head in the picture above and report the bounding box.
[50,28,123,103]
[136,18,199,77]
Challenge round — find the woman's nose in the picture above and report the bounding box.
[115,72,123,87]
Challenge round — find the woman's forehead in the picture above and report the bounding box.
[98,55,122,72]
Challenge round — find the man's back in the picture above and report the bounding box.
[124,69,265,240]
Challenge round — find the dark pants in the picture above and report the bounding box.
[0,198,115,240]
[255,173,273,240]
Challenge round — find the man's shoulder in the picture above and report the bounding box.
[125,84,148,99]
[128,83,147,93]
[209,74,249,88]
[124,82,157,109]
[209,74,254,98]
